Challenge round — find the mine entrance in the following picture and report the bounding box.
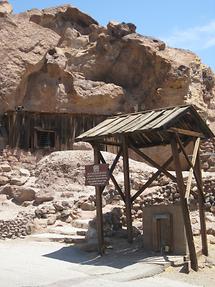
[152,213,172,253]
[3,110,106,151]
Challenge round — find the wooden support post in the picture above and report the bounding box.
[122,136,133,243]
[195,150,208,256]
[185,138,200,199]
[177,137,208,256]
[94,144,105,255]
[171,137,198,271]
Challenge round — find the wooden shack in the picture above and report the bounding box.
[3,111,106,151]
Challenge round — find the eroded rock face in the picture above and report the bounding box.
[0,4,214,121]
[0,13,60,113]
[17,47,126,114]
[29,5,98,35]
[0,1,13,15]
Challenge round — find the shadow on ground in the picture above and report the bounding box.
[43,238,183,270]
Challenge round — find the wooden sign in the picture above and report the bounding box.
[85,164,109,186]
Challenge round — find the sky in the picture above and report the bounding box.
[10,0,215,72]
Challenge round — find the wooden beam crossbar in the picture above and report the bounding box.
[128,143,177,182]
[109,146,123,174]
[131,140,190,202]
[97,141,121,147]
[175,134,201,196]
[98,149,125,202]
[131,169,163,202]
[168,127,203,138]
[176,134,194,169]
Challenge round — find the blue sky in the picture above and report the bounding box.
[10,0,215,71]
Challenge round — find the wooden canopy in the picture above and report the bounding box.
[76,105,213,147]
[76,105,214,271]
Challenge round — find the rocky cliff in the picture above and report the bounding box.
[0,3,215,121]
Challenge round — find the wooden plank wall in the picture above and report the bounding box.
[5,111,106,151]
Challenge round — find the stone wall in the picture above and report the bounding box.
[0,212,33,240]
[200,138,215,171]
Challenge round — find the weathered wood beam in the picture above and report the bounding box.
[131,140,190,202]
[195,150,208,256]
[176,134,194,169]
[176,136,204,190]
[109,147,123,174]
[185,138,200,199]
[98,141,121,147]
[98,150,125,202]
[131,169,162,202]
[176,136,209,255]
[122,136,133,243]
[171,136,198,271]
[128,143,177,182]
[94,144,105,255]
[168,127,203,138]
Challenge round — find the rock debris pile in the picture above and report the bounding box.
[200,138,215,171]
[0,212,34,240]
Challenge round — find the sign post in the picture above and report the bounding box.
[85,164,109,186]
[85,163,109,255]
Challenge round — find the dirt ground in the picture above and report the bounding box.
[2,237,214,287]
[157,243,215,287]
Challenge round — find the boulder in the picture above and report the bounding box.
[34,192,54,205]
[107,21,136,38]
[12,187,36,204]
[35,205,56,219]
[0,175,9,186]
[80,201,96,211]
[53,202,64,212]
[10,177,28,186]
[0,163,11,172]
[19,168,30,177]
[60,209,71,219]
[0,184,13,197]
[47,215,57,225]
[207,223,215,236]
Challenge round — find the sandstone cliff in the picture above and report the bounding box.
[0,3,215,121]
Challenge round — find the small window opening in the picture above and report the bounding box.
[36,130,55,149]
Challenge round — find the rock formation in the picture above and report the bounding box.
[0,0,12,15]
[0,3,214,122]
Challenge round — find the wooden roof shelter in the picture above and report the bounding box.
[76,105,214,271]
